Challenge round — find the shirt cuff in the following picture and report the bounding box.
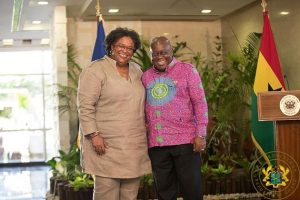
[196,125,207,137]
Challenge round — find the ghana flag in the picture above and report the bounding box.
[251,11,285,166]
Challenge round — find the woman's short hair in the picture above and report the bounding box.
[105,27,141,55]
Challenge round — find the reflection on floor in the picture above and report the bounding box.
[0,165,50,200]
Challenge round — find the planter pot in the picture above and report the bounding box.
[50,177,68,196]
[66,185,80,200]
[137,186,144,199]
[49,176,56,194]
[64,185,93,200]
[203,169,255,195]
[78,187,93,200]
[137,184,157,200]
[58,182,68,200]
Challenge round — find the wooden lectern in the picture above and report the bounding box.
[257,90,300,199]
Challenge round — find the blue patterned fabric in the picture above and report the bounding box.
[146,77,177,106]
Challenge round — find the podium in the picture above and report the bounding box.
[257,90,300,199]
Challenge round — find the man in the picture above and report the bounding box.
[142,36,208,200]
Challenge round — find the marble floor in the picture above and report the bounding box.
[0,165,50,200]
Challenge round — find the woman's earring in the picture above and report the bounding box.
[110,50,114,56]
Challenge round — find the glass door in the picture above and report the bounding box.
[0,50,57,164]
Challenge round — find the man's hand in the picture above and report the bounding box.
[191,136,206,152]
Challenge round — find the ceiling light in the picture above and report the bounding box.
[37,1,48,5]
[22,39,32,45]
[40,38,50,45]
[201,9,212,14]
[3,39,14,46]
[163,33,170,36]
[108,9,119,13]
[280,11,290,15]
[32,20,41,24]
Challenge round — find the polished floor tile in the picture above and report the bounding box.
[0,166,50,200]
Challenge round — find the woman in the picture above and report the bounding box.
[77,27,151,200]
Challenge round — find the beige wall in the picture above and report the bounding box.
[67,19,221,69]
[221,0,300,90]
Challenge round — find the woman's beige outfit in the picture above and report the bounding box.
[77,56,151,199]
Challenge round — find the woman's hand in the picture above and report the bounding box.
[192,136,206,152]
[91,135,107,155]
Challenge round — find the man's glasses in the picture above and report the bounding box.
[114,44,135,53]
[151,50,171,58]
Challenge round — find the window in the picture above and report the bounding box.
[0,50,57,163]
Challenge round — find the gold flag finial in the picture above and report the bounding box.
[261,0,267,12]
[96,0,101,17]
[95,0,102,22]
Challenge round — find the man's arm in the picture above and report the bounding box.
[186,66,208,151]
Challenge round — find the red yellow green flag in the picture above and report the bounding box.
[251,11,285,165]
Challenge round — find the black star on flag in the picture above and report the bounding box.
[268,83,282,92]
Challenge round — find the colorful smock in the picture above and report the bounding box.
[142,58,208,148]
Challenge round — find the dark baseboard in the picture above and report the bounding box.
[0,161,47,167]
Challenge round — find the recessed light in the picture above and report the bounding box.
[3,39,14,46]
[37,1,48,5]
[163,33,170,36]
[40,38,50,45]
[32,20,41,24]
[201,9,212,14]
[22,39,32,45]
[280,11,289,15]
[108,9,119,13]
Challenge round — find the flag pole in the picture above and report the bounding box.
[91,0,106,61]
[261,0,277,165]
[95,0,102,24]
[261,0,267,12]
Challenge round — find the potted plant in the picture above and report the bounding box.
[46,144,81,196]
[138,173,156,199]
[66,171,94,200]
[196,33,261,195]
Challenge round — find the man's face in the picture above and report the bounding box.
[151,42,173,71]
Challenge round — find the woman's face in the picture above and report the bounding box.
[111,36,135,66]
